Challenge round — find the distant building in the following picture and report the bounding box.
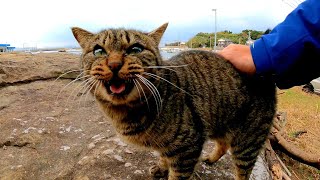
[179,42,187,48]
[162,41,188,53]
[0,44,15,52]
[165,41,188,48]
[217,39,233,48]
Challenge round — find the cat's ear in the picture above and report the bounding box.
[71,27,94,49]
[148,23,168,45]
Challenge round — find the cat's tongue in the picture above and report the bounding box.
[110,83,126,94]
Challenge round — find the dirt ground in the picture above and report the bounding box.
[1,78,241,180]
[0,52,283,179]
[0,52,256,180]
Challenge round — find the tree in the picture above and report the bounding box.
[185,29,266,47]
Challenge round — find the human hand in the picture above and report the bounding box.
[218,44,256,75]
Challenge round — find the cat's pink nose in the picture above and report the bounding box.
[108,61,123,72]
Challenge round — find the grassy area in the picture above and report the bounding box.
[277,87,320,179]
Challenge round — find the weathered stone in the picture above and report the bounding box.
[0,52,80,87]
[0,52,271,180]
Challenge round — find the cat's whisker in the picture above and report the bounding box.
[140,82,160,115]
[143,72,192,96]
[138,75,162,108]
[56,74,91,102]
[60,78,92,110]
[93,80,102,99]
[136,75,160,114]
[53,69,87,82]
[136,75,162,115]
[77,77,97,108]
[69,77,94,106]
[84,76,101,102]
[133,78,150,111]
[82,78,99,107]
[52,69,88,92]
[132,79,142,102]
[65,76,95,107]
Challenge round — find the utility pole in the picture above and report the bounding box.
[212,9,217,52]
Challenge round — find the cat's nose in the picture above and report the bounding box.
[108,61,123,72]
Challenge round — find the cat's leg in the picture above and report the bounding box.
[164,148,202,180]
[202,139,229,164]
[149,155,169,178]
[230,130,269,180]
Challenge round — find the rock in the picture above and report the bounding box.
[58,49,67,52]
[113,155,124,162]
[87,142,95,150]
[302,82,315,93]
[125,162,132,167]
[124,148,133,154]
[134,170,143,174]
[60,145,71,151]
[0,52,269,180]
[0,96,16,110]
[78,156,90,165]
[0,52,80,87]
[102,149,114,155]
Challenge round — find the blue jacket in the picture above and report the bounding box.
[251,0,320,89]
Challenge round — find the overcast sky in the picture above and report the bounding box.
[0,0,301,48]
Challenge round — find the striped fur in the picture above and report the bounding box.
[72,23,276,180]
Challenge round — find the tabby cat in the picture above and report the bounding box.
[71,23,276,180]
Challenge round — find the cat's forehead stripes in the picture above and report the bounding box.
[95,29,145,50]
[119,30,131,44]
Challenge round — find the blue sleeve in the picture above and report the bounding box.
[250,0,320,75]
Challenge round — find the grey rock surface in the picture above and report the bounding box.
[0,52,270,179]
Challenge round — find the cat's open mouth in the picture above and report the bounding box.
[104,78,134,96]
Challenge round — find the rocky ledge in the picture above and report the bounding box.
[0,52,270,179]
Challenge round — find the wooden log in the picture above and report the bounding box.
[265,140,283,180]
[273,131,320,170]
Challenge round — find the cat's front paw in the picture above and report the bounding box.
[149,165,168,178]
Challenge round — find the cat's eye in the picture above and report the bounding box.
[126,44,144,54]
[93,45,107,57]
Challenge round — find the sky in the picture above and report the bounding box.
[0,0,302,48]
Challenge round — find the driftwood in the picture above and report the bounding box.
[264,111,320,180]
[271,129,320,169]
[265,140,284,180]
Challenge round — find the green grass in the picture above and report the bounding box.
[277,87,320,179]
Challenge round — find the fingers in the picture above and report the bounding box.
[218,44,256,75]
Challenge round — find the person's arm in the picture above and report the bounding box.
[219,0,320,76]
[252,0,320,75]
